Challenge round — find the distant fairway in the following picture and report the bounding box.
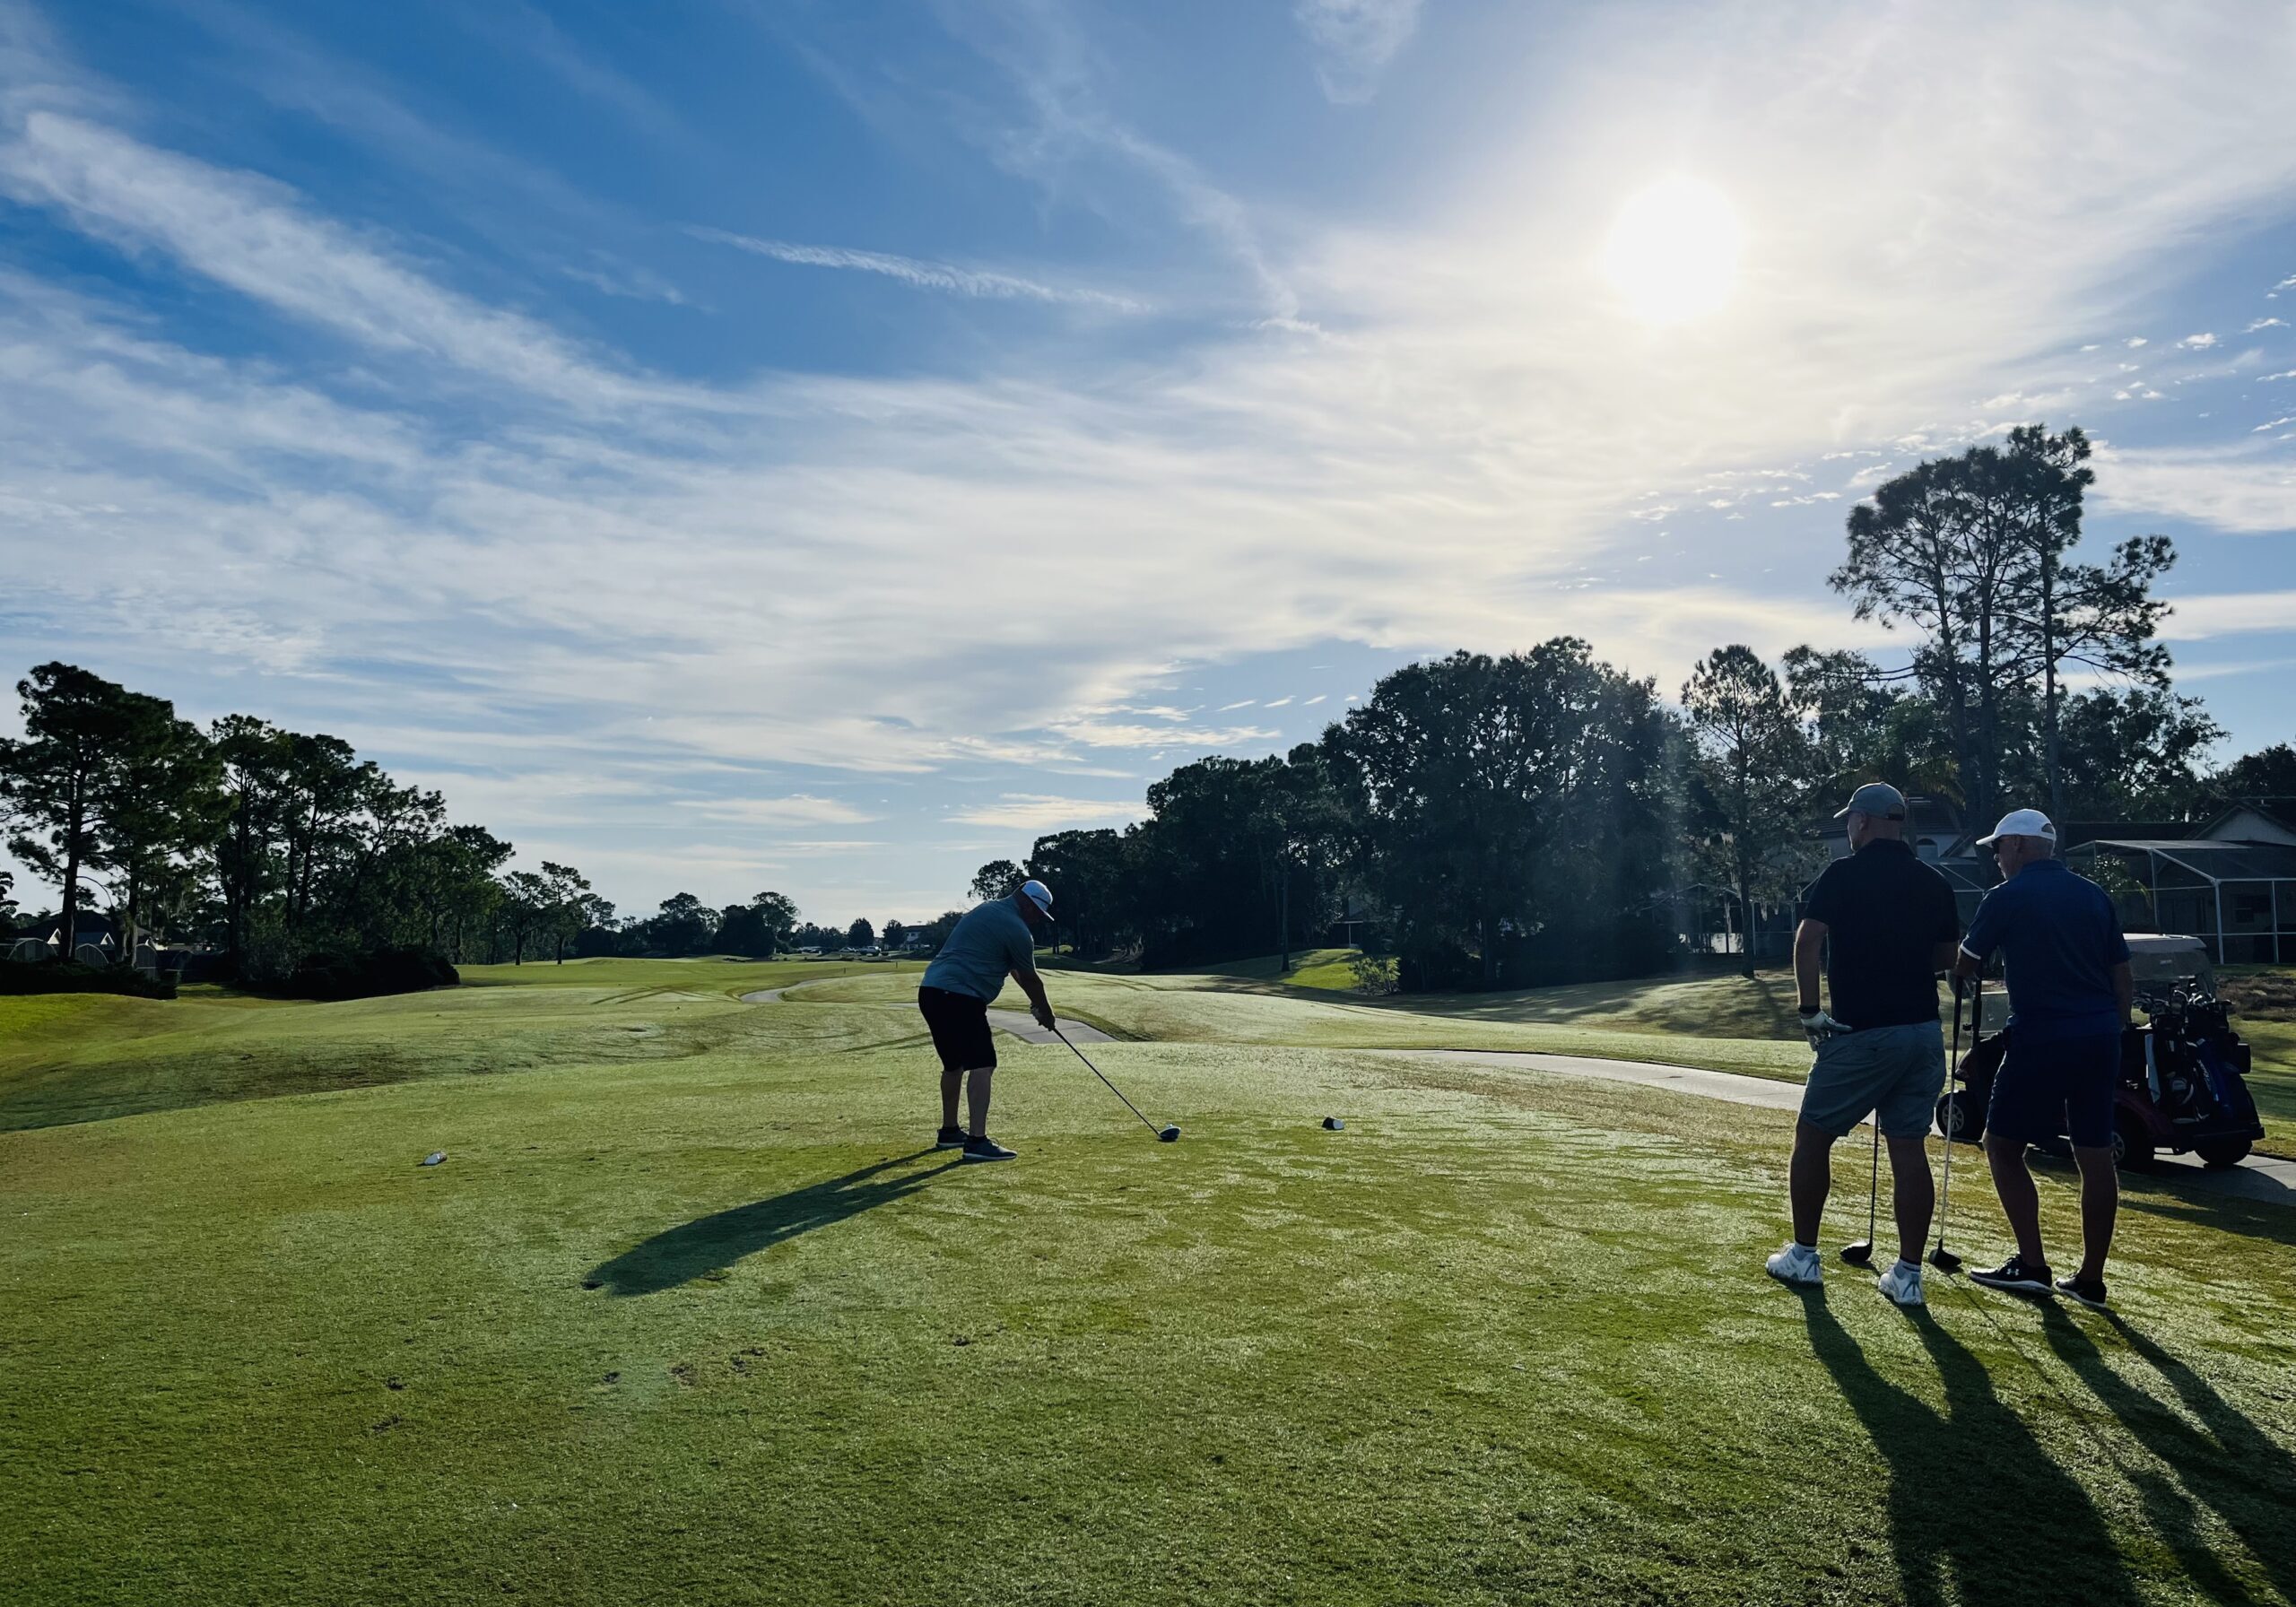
[0,956,885,1133]
[5,960,2294,1605]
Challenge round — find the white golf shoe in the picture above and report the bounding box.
[1765,1241,1823,1287]
[1875,1258,1926,1307]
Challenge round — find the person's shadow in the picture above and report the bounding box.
[1800,1292,2144,1606]
[2040,1306,2296,1605]
[589,1151,960,1296]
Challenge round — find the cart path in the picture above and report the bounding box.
[736,987,2289,1208]
[984,1009,1115,1046]
[1380,1047,2296,1211]
[739,986,1115,1044]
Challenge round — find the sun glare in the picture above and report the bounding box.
[1602,177,1744,326]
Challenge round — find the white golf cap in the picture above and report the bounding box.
[1977,808,2057,847]
[1019,879,1055,916]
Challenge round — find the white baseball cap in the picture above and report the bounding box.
[1019,879,1055,916]
[1977,808,2057,847]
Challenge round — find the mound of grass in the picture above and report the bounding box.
[4,979,2292,1605]
[0,959,892,1134]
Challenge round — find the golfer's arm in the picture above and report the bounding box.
[1013,965,1052,1018]
[1950,946,1981,981]
[2112,960,2135,1027]
[1793,919,1825,1011]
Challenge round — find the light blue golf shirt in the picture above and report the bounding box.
[920,899,1038,1002]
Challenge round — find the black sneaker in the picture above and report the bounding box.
[2055,1273,2109,1310]
[1970,1255,2055,1296]
[961,1134,1017,1164]
[935,1125,967,1150]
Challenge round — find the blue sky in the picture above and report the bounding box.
[0,0,2292,925]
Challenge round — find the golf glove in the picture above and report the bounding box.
[1799,1006,1851,1048]
[1033,1002,1057,1030]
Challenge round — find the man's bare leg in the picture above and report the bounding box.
[941,1066,962,1131]
[967,1065,994,1139]
[1787,1120,1835,1247]
[1985,1133,2049,1270]
[1883,1134,1935,1265]
[2071,1143,2118,1281]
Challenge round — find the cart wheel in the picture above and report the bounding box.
[2195,1139,2251,1170]
[2112,1113,2157,1172]
[1935,1090,1981,1143]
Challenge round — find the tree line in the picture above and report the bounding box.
[970,427,2290,988]
[0,668,853,980]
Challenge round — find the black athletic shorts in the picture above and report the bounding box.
[918,986,996,1073]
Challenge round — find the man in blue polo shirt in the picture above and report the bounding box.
[1952,809,2135,1309]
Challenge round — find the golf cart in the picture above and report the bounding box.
[1935,934,2266,1171]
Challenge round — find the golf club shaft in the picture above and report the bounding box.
[1936,977,1968,1260]
[1862,1122,1880,1242]
[1052,1025,1164,1136]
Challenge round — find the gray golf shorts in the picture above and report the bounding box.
[1799,1021,1946,1140]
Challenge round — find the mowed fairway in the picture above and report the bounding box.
[5,968,2295,1604]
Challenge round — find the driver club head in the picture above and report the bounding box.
[1928,1246,1962,1273]
[1157,1125,1180,1143]
[1839,1240,1876,1267]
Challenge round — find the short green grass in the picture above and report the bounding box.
[6,969,2296,1604]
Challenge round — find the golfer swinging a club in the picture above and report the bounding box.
[1767,783,1961,1306]
[1952,810,2135,1309]
[917,878,1058,1164]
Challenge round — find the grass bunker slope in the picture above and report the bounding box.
[4,964,2293,1605]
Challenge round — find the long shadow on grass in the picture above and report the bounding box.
[1800,1293,2141,1606]
[2023,1152,2296,1251]
[591,1151,959,1296]
[2039,1306,2296,1604]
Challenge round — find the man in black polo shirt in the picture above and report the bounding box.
[1766,783,1961,1305]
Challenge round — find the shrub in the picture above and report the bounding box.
[283,947,460,1002]
[0,960,177,999]
[1349,953,1400,995]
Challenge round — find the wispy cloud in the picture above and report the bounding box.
[1045,717,1281,750]
[669,795,878,827]
[2178,331,2217,348]
[561,259,695,308]
[2161,591,2296,639]
[2093,443,2296,534]
[0,110,656,405]
[690,228,1145,313]
[2248,317,2288,331]
[951,794,1144,830]
[1293,0,1424,104]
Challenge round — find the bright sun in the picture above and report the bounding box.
[1601,177,1744,326]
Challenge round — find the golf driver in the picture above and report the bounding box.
[1930,976,1972,1273]
[1839,1122,1881,1266]
[1051,1024,1179,1142]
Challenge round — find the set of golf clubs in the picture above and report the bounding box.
[1839,976,1978,1273]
